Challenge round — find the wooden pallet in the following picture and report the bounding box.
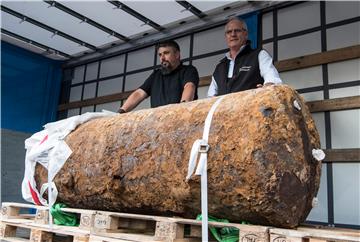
[2,203,359,242]
[1,202,97,231]
[0,218,90,242]
[90,210,270,242]
[270,226,360,242]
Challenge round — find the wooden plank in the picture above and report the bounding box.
[0,219,90,237]
[35,210,49,224]
[91,231,163,242]
[154,221,184,240]
[1,206,20,219]
[297,226,360,237]
[30,229,53,242]
[0,237,29,242]
[0,223,17,238]
[323,149,360,163]
[307,96,360,113]
[199,75,211,87]
[275,45,360,72]
[94,214,118,230]
[89,234,152,242]
[58,91,133,111]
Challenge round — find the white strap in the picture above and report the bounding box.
[186,96,225,242]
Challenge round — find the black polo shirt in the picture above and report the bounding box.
[139,64,199,108]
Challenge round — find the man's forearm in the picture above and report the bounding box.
[119,89,148,113]
[181,82,196,102]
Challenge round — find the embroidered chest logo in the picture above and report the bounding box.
[238,66,251,72]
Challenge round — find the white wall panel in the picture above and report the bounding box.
[262,43,273,58]
[278,2,320,36]
[67,108,80,117]
[95,101,121,113]
[280,66,323,89]
[97,77,123,97]
[124,70,152,91]
[327,22,360,51]
[326,1,360,24]
[133,97,151,111]
[330,109,360,149]
[198,86,209,99]
[127,46,155,72]
[176,36,191,60]
[193,26,227,56]
[306,163,328,222]
[333,163,360,225]
[80,106,94,114]
[85,62,99,81]
[300,91,324,102]
[329,86,360,99]
[329,87,360,149]
[83,83,96,99]
[100,55,125,78]
[262,12,273,40]
[72,66,85,84]
[278,32,321,60]
[328,59,360,84]
[192,54,224,77]
[69,86,82,102]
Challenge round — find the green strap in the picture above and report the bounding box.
[50,203,79,226]
[196,214,250,242]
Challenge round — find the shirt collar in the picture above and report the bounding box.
[225,44,247,61]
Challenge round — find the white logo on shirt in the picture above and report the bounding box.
[239,66,251,72]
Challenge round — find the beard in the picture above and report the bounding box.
[160,61,173,75]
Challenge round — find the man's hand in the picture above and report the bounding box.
[118,108,126,114]
[257,82,275,88]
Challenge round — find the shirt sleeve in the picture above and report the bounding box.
[207,76,218,97]
[139,71,155,96]
[182,65,200,87]
[258,50,282,85]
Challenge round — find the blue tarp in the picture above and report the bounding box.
[1,41,64,133]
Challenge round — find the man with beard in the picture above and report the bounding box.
[118,40,199,113]
[207,17,282,97]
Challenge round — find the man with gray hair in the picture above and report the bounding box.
[207,17,282,97]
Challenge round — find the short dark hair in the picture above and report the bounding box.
[156,40,180,52]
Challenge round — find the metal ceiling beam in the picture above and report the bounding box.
[1,28,71,58]
[1,5,98,51]
[43,0,130,42]
[107,1,165,32]
[176,1,206,19]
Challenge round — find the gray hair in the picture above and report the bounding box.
[225,17,248,32]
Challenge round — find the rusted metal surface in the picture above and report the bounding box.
[35,85,322,228]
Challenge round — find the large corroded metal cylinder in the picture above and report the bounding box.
[35,85,322,228]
